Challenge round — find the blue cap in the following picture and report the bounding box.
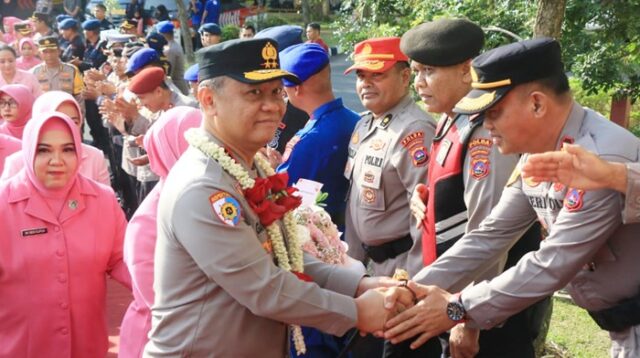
[58,18,78,30]
[255,25,303,51]
[126,48,160,75]
[82,19,101,31]
[156,20,174,34]
[56,14,71,23]
[184,63,199,82]
[199,23,221,35]
[145,32,167,53]
[280,43,329,87]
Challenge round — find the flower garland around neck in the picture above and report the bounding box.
[185,128,308,355]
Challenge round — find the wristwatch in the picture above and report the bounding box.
[446,293,466,322]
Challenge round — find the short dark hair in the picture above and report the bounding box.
[307,22,320,31]
[95,3,106,10]
[0,45,17,58]
[534,71,570,96]
[242,23,255,33]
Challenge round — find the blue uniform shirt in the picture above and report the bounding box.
[277,98,359,224]
[203,0,220,24]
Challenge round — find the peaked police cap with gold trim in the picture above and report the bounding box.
[454,37,564,115]
[197,38,300,85]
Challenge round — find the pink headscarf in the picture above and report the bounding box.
[119,106,201,357]
[2,17,21,44]
[0,84,35,139]
[16,38,41,70]
[21,111,82,195]
[143,106,202,180]
[32,91,83,126]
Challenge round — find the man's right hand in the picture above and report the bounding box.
[355,286,415,334]
[410,183,428,228]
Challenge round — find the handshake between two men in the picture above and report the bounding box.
[355,277,464,350]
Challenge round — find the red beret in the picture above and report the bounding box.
[128,67,165,95]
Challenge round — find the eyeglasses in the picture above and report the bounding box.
[0,99,18,108]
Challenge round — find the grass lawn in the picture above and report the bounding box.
[544,297,610,358]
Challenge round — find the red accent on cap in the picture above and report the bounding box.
[128,67,165,94]
[345,37,409,74]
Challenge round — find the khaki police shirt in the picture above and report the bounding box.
[414,102,640,329]
[623,163,640,224]
[344,95,436,276]
[455,117,520,282]
[146,131,362,357]
[31,62,83,96]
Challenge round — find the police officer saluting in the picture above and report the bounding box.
[344,37,436,278]
[401,19,546,357]
[384,38,640,358]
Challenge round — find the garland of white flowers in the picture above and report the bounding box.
[185,128,306,355]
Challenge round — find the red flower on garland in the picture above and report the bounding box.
[244,173,302,227]
[268,172,289,192]
[292,271,313,282]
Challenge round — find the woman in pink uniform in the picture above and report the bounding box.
[0,45,42,97]
[1,91,110,185]
[15,38,42,71]
[0,133,20,175]
[0,111,131,358]
[119,106,201,357]
[0,84,34,139]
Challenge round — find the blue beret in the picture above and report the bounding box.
[279,43,329,87]
[199,23,221,35]
[156,21,174,34]
[184,63,199,82]
[145,32,167,52]
[255,25,303,52]
[56,14,71,23]
[82,19,101,31]
[58,18,78,30]
[126,48,160,75]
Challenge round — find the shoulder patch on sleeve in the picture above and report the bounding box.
[401,131,424,148]
[410,146,429,167]
[468,137,492,180]
[209,191,242,226]
[563,188,585,212]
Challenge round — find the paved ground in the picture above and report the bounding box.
[107,279,132,357]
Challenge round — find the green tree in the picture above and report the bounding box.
[334,0,640,102]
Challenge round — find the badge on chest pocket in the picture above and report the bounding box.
[357,136,390,189]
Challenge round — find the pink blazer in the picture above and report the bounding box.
[1,143,110,185]
[0,134,20,175]
[0,69,43,98]
[0,170,131,358]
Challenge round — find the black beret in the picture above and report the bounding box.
[197,38,300,85]
[454,37,565,114]
[400,18,484,66]
[38,36,59,49]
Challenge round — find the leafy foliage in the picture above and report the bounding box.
[333,0,640,102]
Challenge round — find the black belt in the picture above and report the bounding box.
[588,293,640,332]
[362,234,413,264]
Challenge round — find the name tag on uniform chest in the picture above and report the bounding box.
[21,227,48,237]
[357,135,391,189]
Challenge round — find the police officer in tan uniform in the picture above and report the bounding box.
[31,36,83,100]
[523,144,640,224]
[146,38,410,357]
[399,19,545,358]
[344,37,436,279]
[383,38,640,358]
